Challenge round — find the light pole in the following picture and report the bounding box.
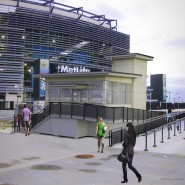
[14,84,22,114]
[166,91,171,103]
[148,89,153,111]
[166,95,168,110]
[176,93,180,109]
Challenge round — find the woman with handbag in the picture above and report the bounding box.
[121,122,142,183]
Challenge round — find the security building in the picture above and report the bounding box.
[35,53,153,110]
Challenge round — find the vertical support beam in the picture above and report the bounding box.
[179,120,182,133]
[173,122,176,136]
[120,127,123,142]
[153,130,157,147]
[122,107,124,122]
[109,130,112,146]
[127,107,128,122]
[113,107,115,123]
[71,103,73,119]
[59,102,61,117]
[83,103,85,120]
[167,124,171,139]
[144,132,148,151]
[160,127,164,143]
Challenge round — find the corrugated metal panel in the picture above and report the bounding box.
[0,0,130,94]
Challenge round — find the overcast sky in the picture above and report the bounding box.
[55,0,185,102]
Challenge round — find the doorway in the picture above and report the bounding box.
[72,90,82,103]
[72,89,88,103]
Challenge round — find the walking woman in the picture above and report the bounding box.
[121,122,142,183]
[96,116,107,153]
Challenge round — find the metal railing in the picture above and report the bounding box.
[108,111,185,146]
[144,117,185,151]
[30,102,164,128]
[0,117,14,130]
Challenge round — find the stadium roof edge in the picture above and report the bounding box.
[2,0,117,30]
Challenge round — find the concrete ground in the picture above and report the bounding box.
[0,125,185,185]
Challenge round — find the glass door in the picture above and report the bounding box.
[72,90,82,103]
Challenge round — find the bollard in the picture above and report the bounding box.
[167,124,171,139]
[120,128,123,142]
[153,130,157,147]
[144,132,148,151]
[179,120,182,134]
[173,122,176,136]
[176,119,180,132]
[109,130,112,147]
[160,127,164,143]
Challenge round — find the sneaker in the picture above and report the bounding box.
[25,134,27,136]
[28,133,30,135]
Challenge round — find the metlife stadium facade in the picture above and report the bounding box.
[0,0,130,109]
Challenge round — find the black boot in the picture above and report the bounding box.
[121,180,128,183]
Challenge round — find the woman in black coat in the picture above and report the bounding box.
[121,122,142,183]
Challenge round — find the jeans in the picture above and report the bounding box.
[122,155,141,181]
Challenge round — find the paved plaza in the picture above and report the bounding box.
[0,126,185,185]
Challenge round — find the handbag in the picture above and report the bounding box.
[117,148,130,163]
[102,122,107,133]
[103,124,107,131]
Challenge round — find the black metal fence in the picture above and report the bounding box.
[30,102,165,128]
[108,111,185,146]
[144,117,185,151]
[146,102,185,110]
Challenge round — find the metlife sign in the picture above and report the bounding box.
[58,65,90,73]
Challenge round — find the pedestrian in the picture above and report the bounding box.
[121,122,142,183]
[167,107,172,130]
[22,104,31,136]
[96,116,108,153]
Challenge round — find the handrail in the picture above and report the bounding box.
[0,117,14,121]
[108,111,185,146]
[110,110,185,133]
[144,117,185,151]
[30,102,165,127]
[34,104,50,115]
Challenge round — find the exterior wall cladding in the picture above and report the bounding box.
[0,0,130,94]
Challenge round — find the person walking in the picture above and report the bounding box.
[167,107,173,130]
[22,104,31,136]
[96,116,107,153]
[121,122,142,183]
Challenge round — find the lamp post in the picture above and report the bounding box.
[166,91,171,103]
[14,84,22,114]
[14,85,19,115]
[148,89,153,111]
[166,95,168,110]
[176,93,180,109]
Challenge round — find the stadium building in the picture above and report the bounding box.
[0,0,153,111]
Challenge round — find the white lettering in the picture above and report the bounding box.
[69,67,73,73]
[73,67,78,73]
[60,65,69,73]
[59,65,90,73]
